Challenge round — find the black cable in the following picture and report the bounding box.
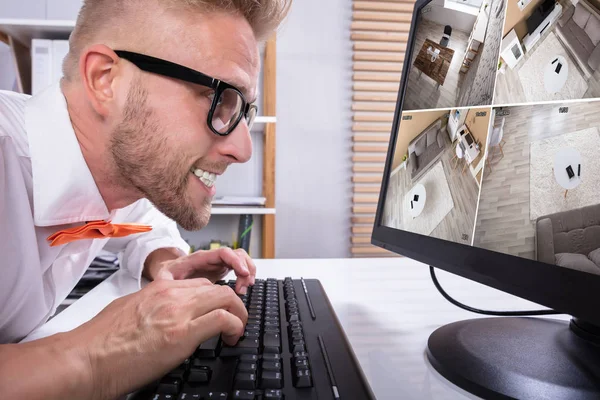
[429,266,560,316]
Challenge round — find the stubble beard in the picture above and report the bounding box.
[109,78,211,231]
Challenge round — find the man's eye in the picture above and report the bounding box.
[208,93,224,107]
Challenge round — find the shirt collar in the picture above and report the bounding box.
[26,83,110,227]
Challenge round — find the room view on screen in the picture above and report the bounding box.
[402,0,506,111]
[382,107,491,245]
[474,102,600,274]
[495,0,600,104]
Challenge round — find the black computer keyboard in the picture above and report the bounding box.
[131,278,374,400]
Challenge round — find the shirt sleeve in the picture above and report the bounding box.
[103,199,190,288]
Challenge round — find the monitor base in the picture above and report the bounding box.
[426,317,600,399]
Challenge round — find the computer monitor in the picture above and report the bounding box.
[371,0,600,398]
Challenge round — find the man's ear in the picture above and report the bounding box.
[78,44,121,118]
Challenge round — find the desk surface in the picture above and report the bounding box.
[24,257,570,400]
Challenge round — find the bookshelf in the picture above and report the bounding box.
[1,17,278,258]
[211,207,276,215]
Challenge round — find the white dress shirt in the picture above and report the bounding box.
[0,83,190,344]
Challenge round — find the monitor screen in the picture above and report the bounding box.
[379,0,600,276]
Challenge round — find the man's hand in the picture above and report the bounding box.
[0,277,247,400]
[145,247,257,294]
[83,277,246,400]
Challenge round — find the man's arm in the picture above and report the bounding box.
[0,331,94,400]
[1,276,249,400]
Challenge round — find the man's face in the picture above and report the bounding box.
[109,11,258,230]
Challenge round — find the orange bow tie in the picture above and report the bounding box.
[47,220,152,247]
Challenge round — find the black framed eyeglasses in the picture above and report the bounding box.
[114,50,258,136]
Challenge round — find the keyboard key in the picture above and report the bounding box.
[187,366,211,383]
[178,393,202,399]
[191,359,207,368]
[288,313,300,323]
[233,390,255,400]
[260,371,283,389]
[237,362,257,373]
[293,351,309,358]
[197,335,220,358]
[152,395,176,400]
[240,354,258,363]
[156,377,181,395]
[262,361,282,371]
[246,324,261,332]
[264,321,279,330]
[291,331,303,340]
[293,367,313,388]
[234,372,257,389]
[262,353,281,361]
[290,339,305,353]
[264,389,283,399]
[264,326,280,334]
[166,367,186,381]
[294,357,309,368]
[221,338,259,357]
[207,392,228,399]
[244,330,260,338]
[262,333,281,353]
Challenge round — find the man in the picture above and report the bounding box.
[0,0,291,398]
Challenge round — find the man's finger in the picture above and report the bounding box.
[188,248,250,277]
[190,308,245,347]
[190,284,248,325]
[232,249,255,292]
[155,269,175,281]
[214,247,251,295]
[219,247,250,276]
[237,249,257,285]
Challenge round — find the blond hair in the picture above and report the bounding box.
[63,0,291,80]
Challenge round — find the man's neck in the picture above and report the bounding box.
[61,81,142,212]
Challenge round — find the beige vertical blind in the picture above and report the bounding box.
[350,0,416,257]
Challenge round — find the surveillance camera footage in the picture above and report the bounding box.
[382,0,600,276]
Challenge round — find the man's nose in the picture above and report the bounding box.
[218,120,253,164]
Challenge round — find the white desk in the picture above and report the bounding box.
[23,257,571,400]
[457,125,479,165]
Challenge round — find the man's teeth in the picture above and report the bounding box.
[192,168,217,188]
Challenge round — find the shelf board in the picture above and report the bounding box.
[211,207,276,215]
[0,19,75,45]
[254,116,276,124]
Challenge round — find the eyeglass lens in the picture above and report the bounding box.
[211,88,257,134]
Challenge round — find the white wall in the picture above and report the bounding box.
[422,0,477,33]
[274,0,353,258]
[0,42,18,91]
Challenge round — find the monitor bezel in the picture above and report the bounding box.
[371,0,600,325]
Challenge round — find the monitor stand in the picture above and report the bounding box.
[426,316,600,399]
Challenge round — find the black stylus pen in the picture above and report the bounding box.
[319,335,340,399]
[301,277,316,320]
